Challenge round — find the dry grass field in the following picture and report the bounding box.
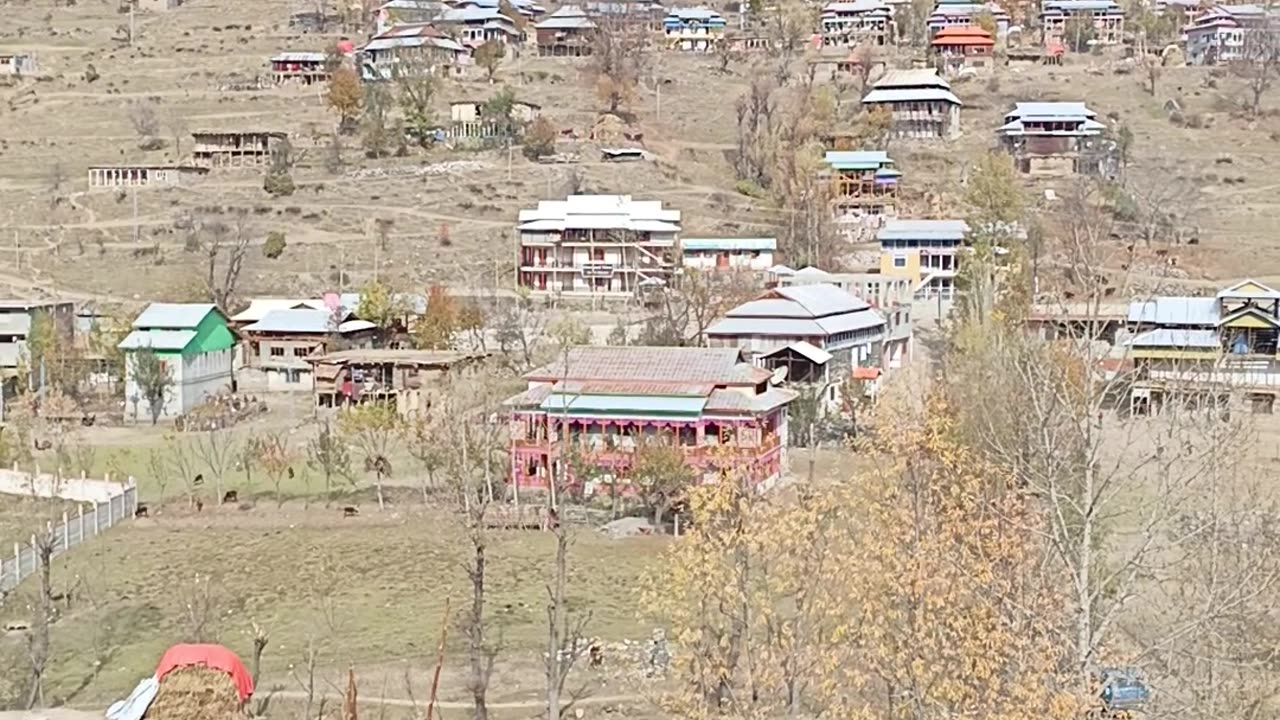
[0,504,667,707]
[5,0,1280,313]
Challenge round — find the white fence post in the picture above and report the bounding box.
[61,511,69,550]
[79,505,85,542]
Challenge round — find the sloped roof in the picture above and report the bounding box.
[824,150,894,170]
[1217,279,1280,300]
[872,68,951,89]
[133,303,217,330]
[525,346,767,385]
[878,219,970,241]
[1129,328,1220,349]
[682,237,777,252]
[242,309,336,334]
[863,87,962,105]
[118,329,197,351]
[518,194,681,232]
[232,298,325,323]
[760,340,834,364]
[1127,297,1219,326]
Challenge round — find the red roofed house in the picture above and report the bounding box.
[504,346,796,493]
[931,26,995,74]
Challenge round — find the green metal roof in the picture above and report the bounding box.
[540,393,708,416]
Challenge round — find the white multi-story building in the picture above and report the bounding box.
[1041,0,1125,46]
[820,0,896,47]
[516,195,682,298]
[1185,4,1278,64]
[663,7,726,51]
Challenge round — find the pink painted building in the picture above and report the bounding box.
[504,346,797,491]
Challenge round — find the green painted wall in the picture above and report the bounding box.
[188,310,235,354]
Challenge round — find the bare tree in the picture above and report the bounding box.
[181,573,221,642]
[193,209,252,310]
[544,493,591,720]
[765,0,813,85]
[193,427,237,503]
[24,525,55,708]
[165,108,189,161]
[590,11,650,114]
[492,292,550,371]
[307,419,353,505]
[128,101,164,150]
[1233,21,1280,115]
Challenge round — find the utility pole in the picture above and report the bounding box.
[129,5,135,46]
[507,138,513,182]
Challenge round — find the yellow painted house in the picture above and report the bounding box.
[1126,279,1280,413]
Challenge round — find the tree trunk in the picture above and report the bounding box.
[376,471,386,511]
[27,541,53,709]
[547,528,568,720]
[469,535,490,720]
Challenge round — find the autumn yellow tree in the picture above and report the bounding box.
[645,396,1082,719]
[327,65,364,131]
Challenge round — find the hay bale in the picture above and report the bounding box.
[144,667,244,720]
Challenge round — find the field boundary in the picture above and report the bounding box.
[0,474,137,593]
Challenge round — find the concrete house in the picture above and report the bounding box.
[238,309,377,392]
[1042,0,1125,46]
[997,102,1107,176]
[877,218,970,300]
[516,194,681,297]
[706,285,887,411]
[87,165,208,189]
[861,69,962,140]
[0,53,39,76]
[820,0,896,48]
[0,300,75,373]
[1126,279,1280,414]
[119,303,236,422]
[778,267,913,369]
[931,26,995,74]
[681,238,776,273]
[535,5,597,56]
[1185,4,1280,64]
[360,23,471,80]
[270,52,330,84]
[927,0,1010,37]
[663,7,726,51]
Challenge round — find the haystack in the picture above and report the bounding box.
[143,667,244,720]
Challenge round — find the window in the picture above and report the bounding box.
[893,255,907,268]
[270,347,285,357]
[292,346,310,357]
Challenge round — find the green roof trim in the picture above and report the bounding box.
[540,393,707,416]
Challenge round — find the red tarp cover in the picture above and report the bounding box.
[154,644,254,701]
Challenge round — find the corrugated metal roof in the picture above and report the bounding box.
[774,284,870,316]
[705,386,798,414]
[863,87,962,105]
[823,0,891,12]
[1043,0,1121,10]
[873,68,950,89]
[526,346,764,385]
[133,303,215,330]
[0,316,31,338]
[517,195,681,232]
[118,329,197,351]
[1127,297,1219,326]
[664,7,725,21]
[535,14,596,27]
[242,309,335,334]
[272,52,327,62]
[1007,101,1096,119]
[682,237,777,252]
[558,380,715,396]
[338,319,378,333]
[1129,329,1220,348]
[540,393,708,415]
[707,312,884,338]
[823,150,894,170]
[878,219,970,241]
[232,299,323,322]
[760,340,833,365]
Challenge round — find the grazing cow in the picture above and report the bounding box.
[342,506,359,518]
[222,490,239,504]
[134,505,149,518]
[195,498,204,513]
[193,473,205,487]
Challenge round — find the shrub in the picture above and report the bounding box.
[734,179,767,198]
[263,171,295,197]
[262,231,287,259]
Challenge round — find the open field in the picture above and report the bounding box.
[0,504,667,707]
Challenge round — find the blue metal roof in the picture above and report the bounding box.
[1127,297,1219,327]
[539,393,708,415]
[133,303,216,330]
[682,237,777,252]
[242,309,335,334]
[824,150,894,171]
[118,329,197,351]
[878,219,970,241]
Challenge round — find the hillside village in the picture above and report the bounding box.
[4,0,1280,716]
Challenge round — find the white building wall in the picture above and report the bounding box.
[180,348,234,412]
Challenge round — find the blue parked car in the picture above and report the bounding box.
[1099,667,1151,714]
